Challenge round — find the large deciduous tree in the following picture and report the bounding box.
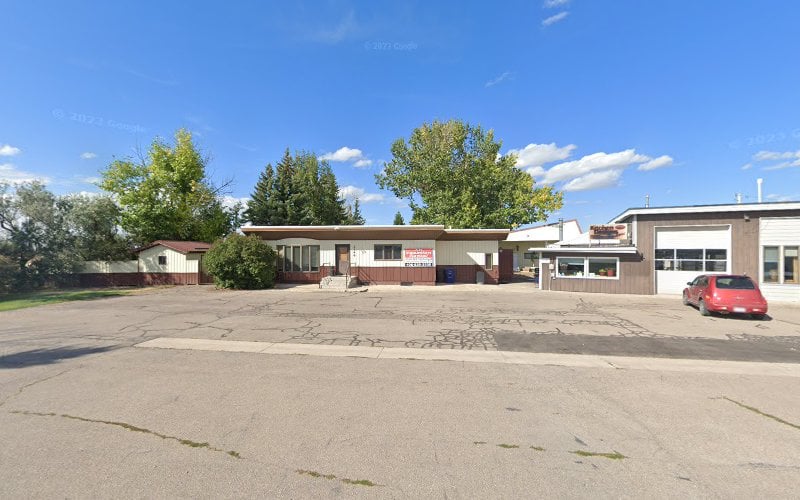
[376,119,563,228]
[0,182,134,290]
[100,129,238,244]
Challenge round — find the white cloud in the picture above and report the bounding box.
[507,143,577,171]
[320,146,374,168]
[766,193,799,202]
[544,0,570,7]
[542,11,569,26]
[221,196,250,210]
[563,169,624,192]
[637,155,674,171]
[0,144,21,157]
[485,71,514,88]
[338,185,385,203]
[80,152,97,160]
[320,146,366,162]
[310,10,358,44]
[741,163,753,171]
[0,163,50,184]
[753,150,800,161]
[763,160,800,171]
[82,176,103,184]
[541,149,650,184]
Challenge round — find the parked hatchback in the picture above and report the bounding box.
[682,275,768,319]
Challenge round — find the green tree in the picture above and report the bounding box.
[245,150,348,226]
[100,129,238,244]
[64,194,133,261]
[376,119,563,228]
[393,211,405,225]
[203,234,277,289]
[344,198,365,225]
[0,181,77,289]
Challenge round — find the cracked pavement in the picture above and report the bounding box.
[1,285,800,497]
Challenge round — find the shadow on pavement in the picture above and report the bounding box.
[0,346,114,368]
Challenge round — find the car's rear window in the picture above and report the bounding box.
[715,277,755,289]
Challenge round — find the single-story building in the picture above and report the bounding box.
[539,201,800,302]
[500,219,582,271]
[77,240,214,286]
[241,225,510,285]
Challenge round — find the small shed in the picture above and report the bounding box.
[135,240,213,285]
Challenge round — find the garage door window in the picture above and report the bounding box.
[655,248,727,272]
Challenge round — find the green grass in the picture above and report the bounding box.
[497,443,520,449]
[0,289,133,312]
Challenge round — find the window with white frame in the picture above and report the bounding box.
[276,245,320,272]
[763,246,799,284]
[556,256,619,278]
[654,248,727,272]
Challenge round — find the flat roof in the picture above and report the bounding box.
[241,225,510,241]
[611,201,800,223]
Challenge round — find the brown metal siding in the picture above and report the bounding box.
[357,267,436,285]
[539,253,649,294]
[435,264,500,284]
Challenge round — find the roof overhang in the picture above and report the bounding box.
[611,201,800,223]
[541,247,640,255]
[241,225,510,241]
[438,229,510,241]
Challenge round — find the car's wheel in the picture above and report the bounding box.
[751,313,766,320]
[699,300,710,316]
[682,291,690,306]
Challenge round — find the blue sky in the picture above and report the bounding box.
[2,0,800,228]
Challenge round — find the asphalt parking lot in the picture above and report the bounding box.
[1,285,799,497]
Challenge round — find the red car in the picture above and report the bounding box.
[682,275,768,319]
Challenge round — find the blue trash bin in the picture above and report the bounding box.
[445,267,456,284]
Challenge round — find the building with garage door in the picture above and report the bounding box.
[538,201,800,302]
[241,225,510,286]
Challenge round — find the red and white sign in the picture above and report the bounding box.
[589,224,629,240]
[404,248,434,267]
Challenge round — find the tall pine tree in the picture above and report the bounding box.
[245,149,350,226]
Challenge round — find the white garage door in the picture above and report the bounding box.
[655,226,731,294]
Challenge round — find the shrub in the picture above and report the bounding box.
[203,234,276,289]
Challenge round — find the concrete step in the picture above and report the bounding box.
[319,275,360,290]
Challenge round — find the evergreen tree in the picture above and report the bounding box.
[345,198,366,225]
[244,164,275,225]
[245,150,349,226]
[393,211,405,225]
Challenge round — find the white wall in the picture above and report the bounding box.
[436,240,498,266]
[78,261,138,274]
[267,238,437,268]
[138,246,199,273]
[759,217,800,302]
[350,239,436,267]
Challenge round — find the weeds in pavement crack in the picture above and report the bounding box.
[10,410,241,459]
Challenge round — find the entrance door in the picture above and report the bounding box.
[499,249,514,283]
[335,244,350,275]
[198,254,214,284]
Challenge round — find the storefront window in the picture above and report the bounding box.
[763,246,779,283]
[557,257,585,277]
[557,257,618,278]
[588,257,617,277]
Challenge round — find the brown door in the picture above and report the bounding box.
[198,255,214,284]
[335,244,350,275]
[499,249,514,283]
